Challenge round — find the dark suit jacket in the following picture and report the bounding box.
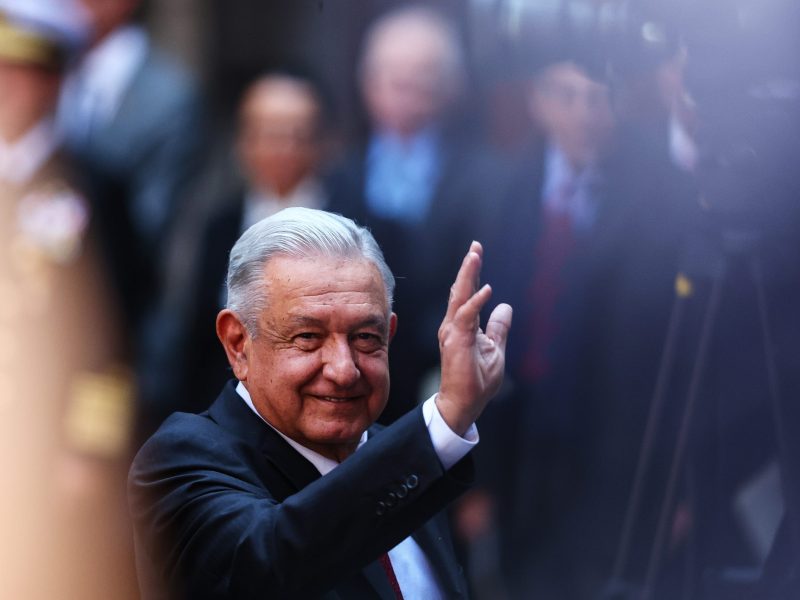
[129,381,473,599]
[472,143,636,593]
[481,143,629,427]
[68,42,206,330]
[478,135,704,596]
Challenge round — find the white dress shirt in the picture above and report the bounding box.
[541,145,602,233]
[365,127,442,225]
[236,381,478,598]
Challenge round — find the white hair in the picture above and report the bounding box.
[225,207,395,335]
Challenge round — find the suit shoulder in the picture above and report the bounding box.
[132,412,242,473]
[136,47,201,105]
[122,49,204,137]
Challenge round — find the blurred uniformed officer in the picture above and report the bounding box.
[0,1,137,597]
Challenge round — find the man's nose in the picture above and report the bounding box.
[321,338,361,387]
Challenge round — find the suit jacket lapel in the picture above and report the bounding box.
[207,381,322,499]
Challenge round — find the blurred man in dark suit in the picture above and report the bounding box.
[171,70,331,425]
[476,41,701,598]
[474,46,625,598]
[57,0,205,343]
[56,0,207,443]
[327,4,500,422]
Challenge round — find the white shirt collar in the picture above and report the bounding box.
[235,381,367,475]
[242,177,326,232]
[541,144,602,231]
[542,145,578,203]
[0,118,61,185]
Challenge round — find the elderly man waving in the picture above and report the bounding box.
[129,207,512,599]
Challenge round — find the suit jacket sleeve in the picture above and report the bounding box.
[128,405,473,599]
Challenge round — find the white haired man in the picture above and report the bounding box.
[129,207,512,599]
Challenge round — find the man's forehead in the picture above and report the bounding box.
[241,79,319,120]
[262,253,389,304]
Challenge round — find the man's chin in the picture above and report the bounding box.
[306,431,365,462]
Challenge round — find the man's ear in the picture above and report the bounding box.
[388,312,398,344]
[216,309,251,381]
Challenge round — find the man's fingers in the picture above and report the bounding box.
[453,283,492,329]
[469,240,483,260]
[446,242,483,320]
[485,303,513,353]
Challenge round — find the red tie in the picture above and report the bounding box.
[522,204,577,381]
[378,552,404,600]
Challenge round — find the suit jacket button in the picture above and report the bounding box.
[376,501,387,516]
[405,474,419,490]
[385,492,397,507]
[396,484,408,498]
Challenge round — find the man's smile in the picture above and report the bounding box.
[309,394,364,404]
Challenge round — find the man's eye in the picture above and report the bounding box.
[352,332,383,351]
[293,333,321,348]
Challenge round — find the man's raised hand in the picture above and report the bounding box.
[436,241,513,436]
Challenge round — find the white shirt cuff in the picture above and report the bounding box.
[421,395,479,470]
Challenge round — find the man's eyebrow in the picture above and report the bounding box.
[285,316,325,328]
[355,315,389,334]
[284,314,388,333]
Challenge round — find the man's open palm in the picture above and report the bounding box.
[436,241,513,436]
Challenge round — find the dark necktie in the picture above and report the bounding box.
[522,185,578,381]
[378,552,404,600]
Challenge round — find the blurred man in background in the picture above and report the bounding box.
[328,4,499,423]
[58,0,205,327]
[56,0,206,440]
[474,31,717,598]
[169,70,332,424]
[472,45,625,598]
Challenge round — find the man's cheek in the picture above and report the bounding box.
[359,354,390,377]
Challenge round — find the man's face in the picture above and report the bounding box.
[361,22,456,137]
[241,255,396,461]
[236,78,322,197]
[529,62,615,169]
